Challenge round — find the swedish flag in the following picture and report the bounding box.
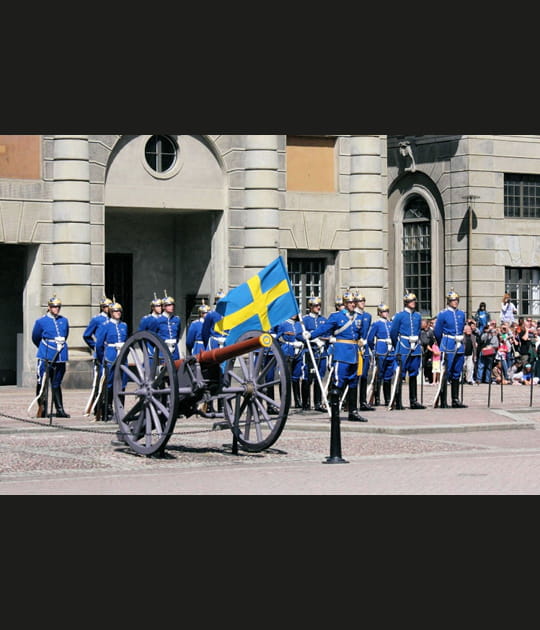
[215,257,299,345]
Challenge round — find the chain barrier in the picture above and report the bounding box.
[0,409,220,438]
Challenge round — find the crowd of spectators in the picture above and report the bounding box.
[420,296,540,387]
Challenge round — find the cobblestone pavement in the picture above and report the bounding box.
[1,383,540,494]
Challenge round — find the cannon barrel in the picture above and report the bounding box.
[174,332,274,370]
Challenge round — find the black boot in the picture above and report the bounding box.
[36,382,47,418]
[409,376,426,410]
[451,380,468,408]
[265,386,280,415]
[52,387,70,418]
[438,380,449,408]
[391,380,405,410]
[301,380,311,411]
[292,381,302,409]
[359,378,375,412]
[383,381,392,407]
[347,387,368,422]
[313,382,326,412]
[374,380,381,406]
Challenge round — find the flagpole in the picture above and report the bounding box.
[297,311,332,419]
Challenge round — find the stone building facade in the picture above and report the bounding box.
[1,134,539,387]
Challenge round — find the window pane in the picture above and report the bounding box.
[403,195,432,316]
[288,258,324,312]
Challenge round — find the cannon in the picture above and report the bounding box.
[111,329,291,456]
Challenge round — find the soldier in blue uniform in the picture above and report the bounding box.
[367,303,396,407]
[326,296,345,376]
[275,314,305,409]
[83,296,112,354]
[302,296,329,412]
[434,289,468,409]
[31,294,70,418]
[390,292,426,410]
[82,295,112,414]
[154,291,182,361]
[206,289,228,350]
[186,301,211,355]
[138,293,163,333]
[95,300,129,421]
[354,291,375,412]
[302,291,368,422]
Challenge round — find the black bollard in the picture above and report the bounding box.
[324,388,349,465]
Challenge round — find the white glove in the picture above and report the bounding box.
[312,338,325,350]
[294,341,304,349]
[358,338,366,348]
[302,330,312,340]
[329,336,337,344]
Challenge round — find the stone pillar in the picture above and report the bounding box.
[52,135,92,361]
[349,135,385,305]
[239,135,280,283]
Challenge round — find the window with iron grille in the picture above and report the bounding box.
[288,259,324,314]
[403,195,432,316]
[506,268,540,316]
[504,174,540,218]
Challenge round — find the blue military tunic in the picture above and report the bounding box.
[275,318,304,381]
[83,312,109,357]
[434,306,467,380]
[154,313,182,360]
[355,309,372,379]
[138,312,161,333]
[307,309,364,389]
[32,313,70,387]
[186,317,206,356]
[95,318,129,388]
[390,308,423,377]
[367,317,396,381]
[302,311,329,381]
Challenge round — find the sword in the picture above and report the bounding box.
[387,355,402,411]
[299,314,332,418]
[366,354,379,404]
[388,338,416,411]
[432,351,446,408]
[90,366,107,418]
[323,364,336,399]
[433,346,460,408]
[27,345,63,417]
[368,342,393,404]
[28,367,49,417]
[84,359,100,416]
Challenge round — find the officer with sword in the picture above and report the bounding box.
[30,294,70,418]
[367,303,396,407]
[389,292,426,411]
[82,295,112,416]
[301,290,368,422]
[93,300,129,422]
[353,291,375,413]
[433,289,468,409]
[302,296,330,413]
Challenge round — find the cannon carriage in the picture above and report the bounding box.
[111,330,291,457]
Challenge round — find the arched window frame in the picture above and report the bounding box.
[393,185,444,317]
